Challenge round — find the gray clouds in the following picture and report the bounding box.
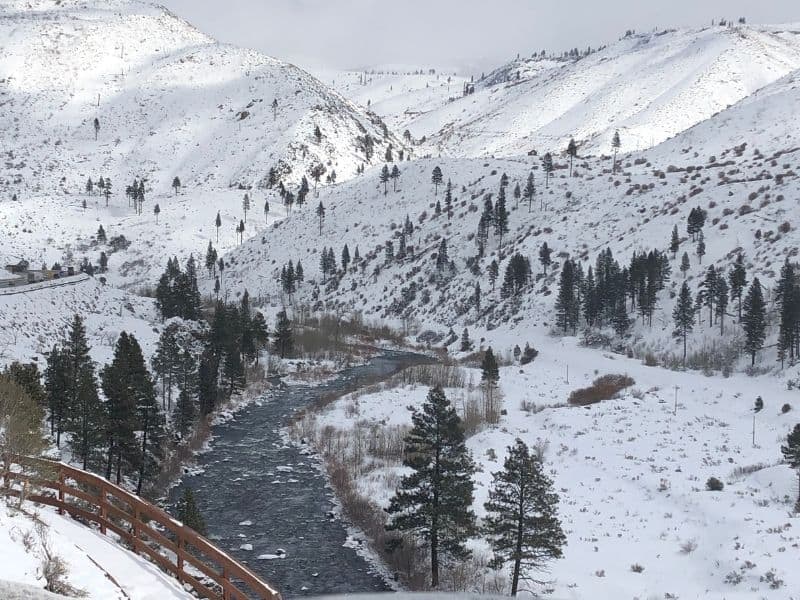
[159,0,799,71]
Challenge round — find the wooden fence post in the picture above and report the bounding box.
[98,482,107,535]
[176,530,184,585]
[57,468,65,515]
[222,565,231,600]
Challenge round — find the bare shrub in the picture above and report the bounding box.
[35,522,87,596]
[631,563,645,573]
[706,476,724,491]
[680,539,698,554]
[568,374,635,406]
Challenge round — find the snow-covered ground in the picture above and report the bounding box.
[302,335,800,599]
[0,504,192,599]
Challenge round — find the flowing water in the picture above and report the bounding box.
[168,351,431,598]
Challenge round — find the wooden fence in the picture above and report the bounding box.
[1,456,281,600]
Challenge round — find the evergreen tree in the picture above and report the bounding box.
[313,124,322,143]
[494,187,509,250]
[431,166,443,195]
[696,230,705,263]
[669,225,679,257]
[380,165,390,194]
[555,260,577,333]
[62,316,95,453]
[215,211,221,243]
[101,333,144,486]
[538,243,552,275]
[386,387,477,588]
[173,350,198,436]
[460,328,472,352]
[523,172,535,213]
[698,266,717,327]
[176,487,207,535]
[390,164,401,192]
[513,181,521,208]
[316,201,325,235]
[205,241,218,276]
[612,298,630,335]
[541,153,554,188]
[44,346,69,444]
[566,137,577,177]
[488,260,499,292]
[781,424,800,512]
[153,203,160,224]
[273,310,294,359]
[680,251,690,278]
[151,325,180,410]
[436,238,449,271]
[501,254,532,299]
[97,225,107,244]
[484,439,566,595]
[728,253,747,319]
[611,130,620,172]
[242,193,250,222]
[172,176,181,195]
[776,259,799,367]
[742,278,767,365]
[672,282,694,366]
[86,177,94,194]
[715,277,729,334]
[444,179,453,219]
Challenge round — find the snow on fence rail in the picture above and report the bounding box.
[1,456,282,600]
[0,273,91,296]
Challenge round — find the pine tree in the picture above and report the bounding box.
[555,260,577,333]
[431,166,443,195]
[698,266,717,327]
[696,230,705,263]
[781,424,800,511]
[242,193,250,222]
[538,243,552,275]
[386,386,476,588]
[316,201,325,235]
[273,310,294,359]
[715,277,729,334]
[541,153,554,188]
[513,181,521,208]
[97,225,107,244]
[205,242,218,276]
[742,278,767,365]
[488,259,499,292]
[728,253,747,319]
[566,137,577,177]
[44,346,69,444]
[523,172,535,213]
[495,187,509,250]
[101,333,143,486]
[153,203,160,224]
[670,225,680,257]
[484,439,566,595]
[673,282,694,366]
[460,328,472,352]
[680,251,690,278]
[390,164,401,192]
[444,179,453,219]
[776,259,799,367]
[173,350,198,436]
[313,124,322,143]
[215,211,221,243]
[612,298,630,335]
[176,487,207,535]
[86,177,94,194]
[380,165,390,194]
[611,129,620,173]
[436,238,449,272]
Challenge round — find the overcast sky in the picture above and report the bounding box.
[160,0,799,72]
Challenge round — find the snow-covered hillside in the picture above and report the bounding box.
[0,504,192,599]
[219,90,800,374]
[0,0,403,195]
[374,25,800,158]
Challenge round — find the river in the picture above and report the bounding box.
[168,350,432,598]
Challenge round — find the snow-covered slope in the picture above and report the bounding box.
[0,0,403,194]
[0,505,191,599]
[392,25,800,157]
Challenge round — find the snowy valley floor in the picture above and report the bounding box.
[296,336,800,600]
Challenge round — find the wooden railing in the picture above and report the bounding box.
[1,456,281,600]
